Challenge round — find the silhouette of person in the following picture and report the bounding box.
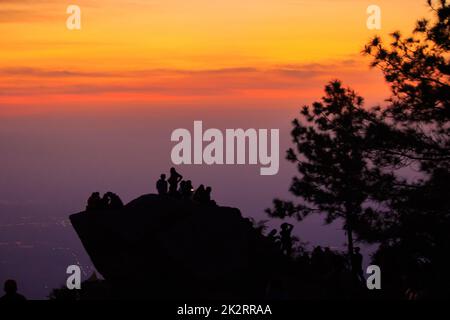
[156,174,168,195]
[0,280,26,302]
[86,192,102,211]
[204,186,212,203]
[101,193,110,209]
[179,180,186,196]
[168,167,183,195]
[106,192,124,210]
[352,247,365,282]
[185,180,193,198]
[193,184,205,202]
[280,223,294,257]
[180,180,193,198]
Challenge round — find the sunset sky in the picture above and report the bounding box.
[0,0,430,116]
[0,0,434,298]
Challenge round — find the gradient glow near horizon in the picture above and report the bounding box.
[0,0,430,116]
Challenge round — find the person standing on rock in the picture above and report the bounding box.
[168,167,183,195]
[156,174,168,195]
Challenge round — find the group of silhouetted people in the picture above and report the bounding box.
[156,168,184,196]
[267,225,365,284]
[156,167,214,205]
[84,168,214,212]
[86,191,124,212]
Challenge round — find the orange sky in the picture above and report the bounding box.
[0,0,432,116]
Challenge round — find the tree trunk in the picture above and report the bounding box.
[346,216,355,273]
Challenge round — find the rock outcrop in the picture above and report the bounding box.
[70,194,284,299]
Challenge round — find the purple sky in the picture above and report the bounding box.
[0,105,380,299]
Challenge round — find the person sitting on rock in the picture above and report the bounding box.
[101,193,110,209]
[193,185,215,205]
[156,174,168,195]
[185,180,194,198]
[86,192,102,211]
[193,184,205,202]
[168,167,183,195]
[180,180,193,199]
[0,280,26,302]
[205,187,212,200]
[106,192,124,210]
[179,180,186,195]
[204,186,213,204]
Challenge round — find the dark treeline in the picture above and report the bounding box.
[267,0,450,299]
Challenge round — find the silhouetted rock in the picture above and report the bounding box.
[70,194,285,299]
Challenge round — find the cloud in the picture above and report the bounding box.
[0,60,375,101]
[0,65,336,79]
[0,68,113,78]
